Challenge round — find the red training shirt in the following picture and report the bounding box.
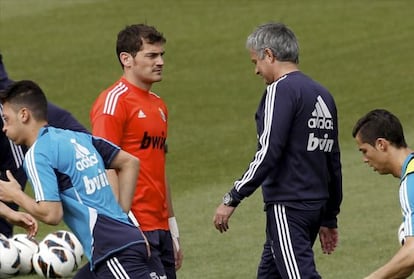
[90,77,169,231]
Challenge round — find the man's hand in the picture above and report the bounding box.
[7,210,38,238]
[0,200,38,238]
[173,239,183,270]
[213,204,236,233]
[0,170,23,202]
[319,226,339,254]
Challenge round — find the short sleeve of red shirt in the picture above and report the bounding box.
[90,81,128,146]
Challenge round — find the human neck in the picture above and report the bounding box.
[273,62,299,81]
[25,121,48,147]
[123,73,152,91]
[392,148,413,178]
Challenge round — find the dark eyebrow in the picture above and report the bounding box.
[145,51,165,56]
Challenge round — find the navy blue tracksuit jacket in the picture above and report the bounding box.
[230,71,342,228]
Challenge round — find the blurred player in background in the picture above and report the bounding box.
[213,22,342,279]
[0,80,151,278]
[0,53,89,237]
[90,23,183,278]
[353,109,414,279]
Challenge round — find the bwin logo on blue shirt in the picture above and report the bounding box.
[71,139,99,171]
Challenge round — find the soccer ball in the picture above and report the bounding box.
[10,234,39,274]
[54,230,83,268]
[398,223,405,246]
[0,237,20,278]
[41,230,83,268]
[32,245,75,278]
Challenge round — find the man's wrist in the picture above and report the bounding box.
[222,192,240,207]
[168,217,180,251]
[168,216,179,238]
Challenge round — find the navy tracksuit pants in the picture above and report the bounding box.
[257,204,323,279]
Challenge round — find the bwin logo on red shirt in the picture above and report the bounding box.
[140,131,166,150]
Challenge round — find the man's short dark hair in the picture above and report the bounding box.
[352,109,407,148]
[0,80,48,121]
[116,24,166,64]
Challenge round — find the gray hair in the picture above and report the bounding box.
[246,22,299,63]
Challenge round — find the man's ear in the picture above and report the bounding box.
[375,138,388,151]
[264,48,276,61]
[19,107,30,123]
[119,52,132,67]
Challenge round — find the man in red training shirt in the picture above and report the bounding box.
[90,24,183,279]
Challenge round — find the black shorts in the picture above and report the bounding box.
[145,229,176,279]
[74,242,150,279]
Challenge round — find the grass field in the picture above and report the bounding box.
[1,0,414,278]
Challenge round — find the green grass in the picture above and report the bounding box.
[1,0,414,278]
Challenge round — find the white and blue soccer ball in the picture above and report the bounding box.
[32,244,76,278]
[10,234,39,275]
[41,230,83,269]
[0,236,20,278]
